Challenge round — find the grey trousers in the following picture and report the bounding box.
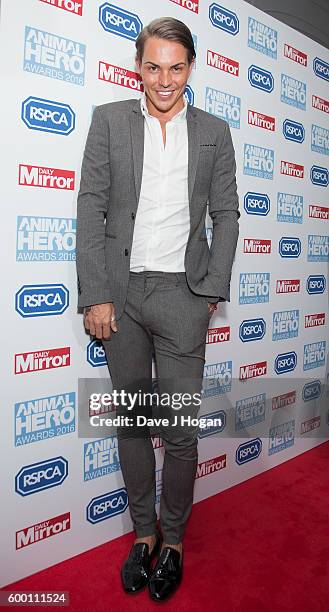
[102,271,210,544]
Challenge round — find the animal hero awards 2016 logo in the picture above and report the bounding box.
[303,342,326,370]
[311,125,329,156]
[205,87,241,128]
[277,193,303,223]
[281,74,306,110]
[14,393,76,446]
[239,273,270,304]
[23,27,86,86]
[269,420,295,455]
[248,17,277,59]
[235,393,266,430]
[84,436,120,481]
[16,216,76,262]
[243,144,274,180]
[272,310,299,341]
[308,235,329,262]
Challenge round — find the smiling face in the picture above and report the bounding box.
[136,36,194,121]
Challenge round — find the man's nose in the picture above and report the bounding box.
[159,71,172,87]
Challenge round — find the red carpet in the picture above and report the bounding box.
[4,441,329,611]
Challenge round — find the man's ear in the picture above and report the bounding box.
[135,56,142,75]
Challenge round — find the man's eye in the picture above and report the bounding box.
[149,66,158,72]
[173,67,182,72]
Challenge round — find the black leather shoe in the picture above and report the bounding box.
[148,547,183,601]
[121,532,161,594]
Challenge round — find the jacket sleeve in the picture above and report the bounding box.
[206,122,240,302]
[76,107,112,308]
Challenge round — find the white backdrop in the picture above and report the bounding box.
[1,0,328,586]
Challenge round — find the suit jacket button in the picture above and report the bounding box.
[124,248,129,256]
[131,212,135,220]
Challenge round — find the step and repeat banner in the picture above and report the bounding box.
[1,0,328,586]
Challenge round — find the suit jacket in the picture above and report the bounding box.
[76,98,240,319]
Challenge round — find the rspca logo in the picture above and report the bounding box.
[302,380,322,402]
[15,456,68,496]
[307,275,326,295]
[279,237,301,258]
[303,341,326,371]
[239,272,270,304]
[235,393,266,431]
[311,124,329,156]
[15,284,69,317]
[244,144,274,180]
[87,488,128,523]
[205,87,240,128]
[239,318,266,342]
[184,85,194,106]
[248,17,277,59]
[283,119,305,143]
[87,340,107,367]
[274,351,297,374]
[16,216,76,262]
[244,192,270,216]
[277,193,303,224]
[22,97,75,135]
[202,361,232,398]
[198,410,226,438]
[24,27,86,86]
[281,74,306,110]
[99,3,142,41]
[269,420,295,455]
[236,438,262,465]
[248,65,274,93]
[272,310,299,341]
[313,57,329,82]
[308,235,329,262]
[310,165,329,186]
[84,436,120,481]
[15,393,76,447]
[209,4,239,35]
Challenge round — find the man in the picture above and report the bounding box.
[76,17,240,602]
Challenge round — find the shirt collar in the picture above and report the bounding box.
[140,93,187,123]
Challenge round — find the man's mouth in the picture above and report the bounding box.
[156,91,175,98]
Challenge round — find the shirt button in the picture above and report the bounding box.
[124,249,129,256]
[131,212,135,220]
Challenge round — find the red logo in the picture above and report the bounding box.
[206,326,230,344]
[284,44,307,67]
[243,238,271,254]
[312,95,329,115]
[19,164,75,190]
[151,435,163,449]
[276,279,300,294]
[239,361,267,380]
[207,50,239,77]
[16,512,71,550]
[196,454,226,478]
[301,416,321,435]
[15,347,71,374]
[39,0,82,16]
[248,110,275,131]
[309,205,329,220]
[98,62,143,92]
[280,161,304,179]
[272,390,296,410]
[305,313,325,328]
[170,0,199,13]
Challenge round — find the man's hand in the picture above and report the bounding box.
[84,303,117,340]
[207,303,218,317]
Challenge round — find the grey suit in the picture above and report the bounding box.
[76,98,240,544]
[76,99,240,316]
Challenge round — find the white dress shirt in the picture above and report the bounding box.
[129,94,190,272]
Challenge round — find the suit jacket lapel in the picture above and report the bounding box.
[130,101,144,205]
[130,100,199,206]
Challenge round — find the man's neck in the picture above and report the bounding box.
[145,95,185,125]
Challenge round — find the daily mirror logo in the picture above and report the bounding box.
[248,110,275,132]
[277,193,303,224]
[207,50,239,77]
[312,95,329,115]
[39,0,83,16]
[311,125,329,156]
[309,205,329,220]
[19,164,75,190]
[99,3,142,41]
[248,17,277,59]
[14,347,71,375]
[281,74,306,110]
[244,144,274,180]
[98,61,143,91]
[209,4,239,35]
[284,44,307,67]
[24,27,86,86]
[16,512,71,550]
[205,87,240,128]
[170,0,199,13]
